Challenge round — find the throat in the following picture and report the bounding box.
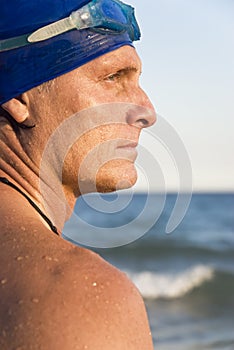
[0,132,73,232]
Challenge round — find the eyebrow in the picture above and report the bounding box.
[119,66,140,74]
[97,65,140,80]
[112,66,139,76]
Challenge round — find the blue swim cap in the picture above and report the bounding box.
[0,0,140,104]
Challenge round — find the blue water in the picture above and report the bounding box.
[63,193,234,349]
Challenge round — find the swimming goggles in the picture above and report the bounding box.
[0,0,141,52]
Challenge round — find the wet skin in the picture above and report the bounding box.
[0,45,156,349]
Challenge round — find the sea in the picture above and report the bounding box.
[63,193,234,350]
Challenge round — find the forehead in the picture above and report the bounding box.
[35,45,142,96]
[73,45,142,78]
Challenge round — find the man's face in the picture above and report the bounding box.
[29,46,156,196]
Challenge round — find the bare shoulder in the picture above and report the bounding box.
[0,210,153,349]
[60,245,153,350]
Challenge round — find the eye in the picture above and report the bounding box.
[105,71,122,82]
[102,67,140,83]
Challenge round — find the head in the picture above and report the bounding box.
[0,0,156,200]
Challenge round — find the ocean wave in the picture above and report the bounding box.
[126,265,214,300]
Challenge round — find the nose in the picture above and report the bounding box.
[126,89,156,128]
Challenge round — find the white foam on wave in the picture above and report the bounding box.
[126,265,214,300]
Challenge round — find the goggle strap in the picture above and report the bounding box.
[28,17,76,43]
[0,7,91,52]
[0,2,101,51]
[28,2,97,43]
[0,34,29,52]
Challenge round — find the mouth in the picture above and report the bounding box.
[116,141,138,161]
[117,141,138,149]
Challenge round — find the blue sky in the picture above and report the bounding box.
[128,0,234,192]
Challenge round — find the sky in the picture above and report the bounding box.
[127,0,234,192]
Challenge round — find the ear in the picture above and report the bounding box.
[1,94,29,123]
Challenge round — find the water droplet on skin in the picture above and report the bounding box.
[115,303,121,310]
[31,298,39,303]
[16,256,23,261]
[42,255,58,262]
[42,255,52,261]
[1,278,7,285]
[92,282,97,287]
[8,309,12,316]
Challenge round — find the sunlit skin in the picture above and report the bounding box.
[1,46,156,227]
[34,46,155,202]
[0,46,156,350]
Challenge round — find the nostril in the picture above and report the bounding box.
[138,118,149,127]
[126,105,156,128]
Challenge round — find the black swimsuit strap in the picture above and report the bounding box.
[0,177,59,236]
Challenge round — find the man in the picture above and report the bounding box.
[0,1,156,349]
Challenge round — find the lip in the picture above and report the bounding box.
[117,141,138,149]
[115,141,138,161]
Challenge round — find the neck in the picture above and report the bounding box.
[0,120,75,232]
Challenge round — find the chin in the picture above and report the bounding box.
[96,160,137,193]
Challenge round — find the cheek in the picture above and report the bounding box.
[73,83,125,108]
[62,126,139,193]
[77,140,138,194]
